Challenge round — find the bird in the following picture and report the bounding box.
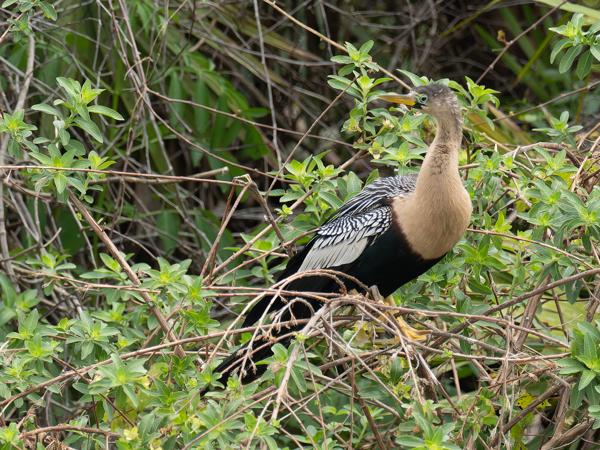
[212,83,472,388]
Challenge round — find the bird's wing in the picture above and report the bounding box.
[331,174,417,219]
[298,206,392,271]
[242,175,417,327]
[297,175,417,271]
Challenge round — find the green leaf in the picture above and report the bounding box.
[327,75,353,90]
[396,436,425,447]
[100,253,121,272]
[559,358,585,374]
[31,103,63,117]
[193,78,209,136]
[575,50,592,79]
[558,45,583,73]
[331,55,353,64]
[87,105,124,121]
[53,173,68,194]
[397,69,429,87]
[74,117,103,143]
[38,2,57,20]
[550,39,571,64]
[589,21,600,35]
[30,152,53,165]
[579,370,597,391]
[359,40,374,55]
[56,77,80,99]
[591,44,600,62]
[156,210,180,254]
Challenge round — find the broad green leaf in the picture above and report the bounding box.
[575,50,592,79]
[53,173,68,193]
[558,45,583,73]
[74,117,103,143]
[31,103,63,117]
[579,370,597,391]
[88,105,124,121]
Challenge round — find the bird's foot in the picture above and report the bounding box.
[368,287,429,342]
[381,294,429,342]
[392,315,430,342]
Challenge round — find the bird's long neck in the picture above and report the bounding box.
[415,111,463,189]
[392,108,471,260]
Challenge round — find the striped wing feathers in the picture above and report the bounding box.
[297,175,416,272]
[298,207,391,271]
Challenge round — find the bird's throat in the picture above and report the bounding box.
[419,112,463,179]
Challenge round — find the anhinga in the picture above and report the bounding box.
[214,83,472,386]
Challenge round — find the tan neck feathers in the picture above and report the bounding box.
[418,111,462,178]
[393,109,472,260]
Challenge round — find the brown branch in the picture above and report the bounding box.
[0,165,234,185]
[20,424,119,438]
[352,371,387,450]
[540,418,593,450]
[201,179,251,278]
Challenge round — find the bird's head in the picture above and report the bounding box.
[380,83,460,120]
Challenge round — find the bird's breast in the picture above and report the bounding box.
[391,186,472,260]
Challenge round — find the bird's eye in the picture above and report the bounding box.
[417,94,428,104]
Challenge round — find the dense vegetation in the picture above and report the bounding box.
[0,0,599,448]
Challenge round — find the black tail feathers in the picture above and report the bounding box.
[206,270,330,392]
[213,325,298,387]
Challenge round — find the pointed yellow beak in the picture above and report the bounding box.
[379,93,416,106]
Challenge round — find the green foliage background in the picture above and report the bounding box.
[0,1,599,448]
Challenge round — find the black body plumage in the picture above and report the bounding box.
[213,174,444,385]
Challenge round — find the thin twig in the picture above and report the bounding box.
[476,1,566,84]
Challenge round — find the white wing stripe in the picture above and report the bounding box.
[298,237,370,272]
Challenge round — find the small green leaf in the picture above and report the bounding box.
[331,55,353,64]
[397,69,428,87]
[74,117,103,143]
[558,45,583,73]
[359,40,374,55]
[32,103,63,117]
[100,253,120,272]
[327,75,352,90]
[54,173,68,194]
[38,2,57,20]
[579,370,597,391]
[88,105,124,121]
[575,50,592,79]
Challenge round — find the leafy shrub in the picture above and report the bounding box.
[0,1,599,449]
